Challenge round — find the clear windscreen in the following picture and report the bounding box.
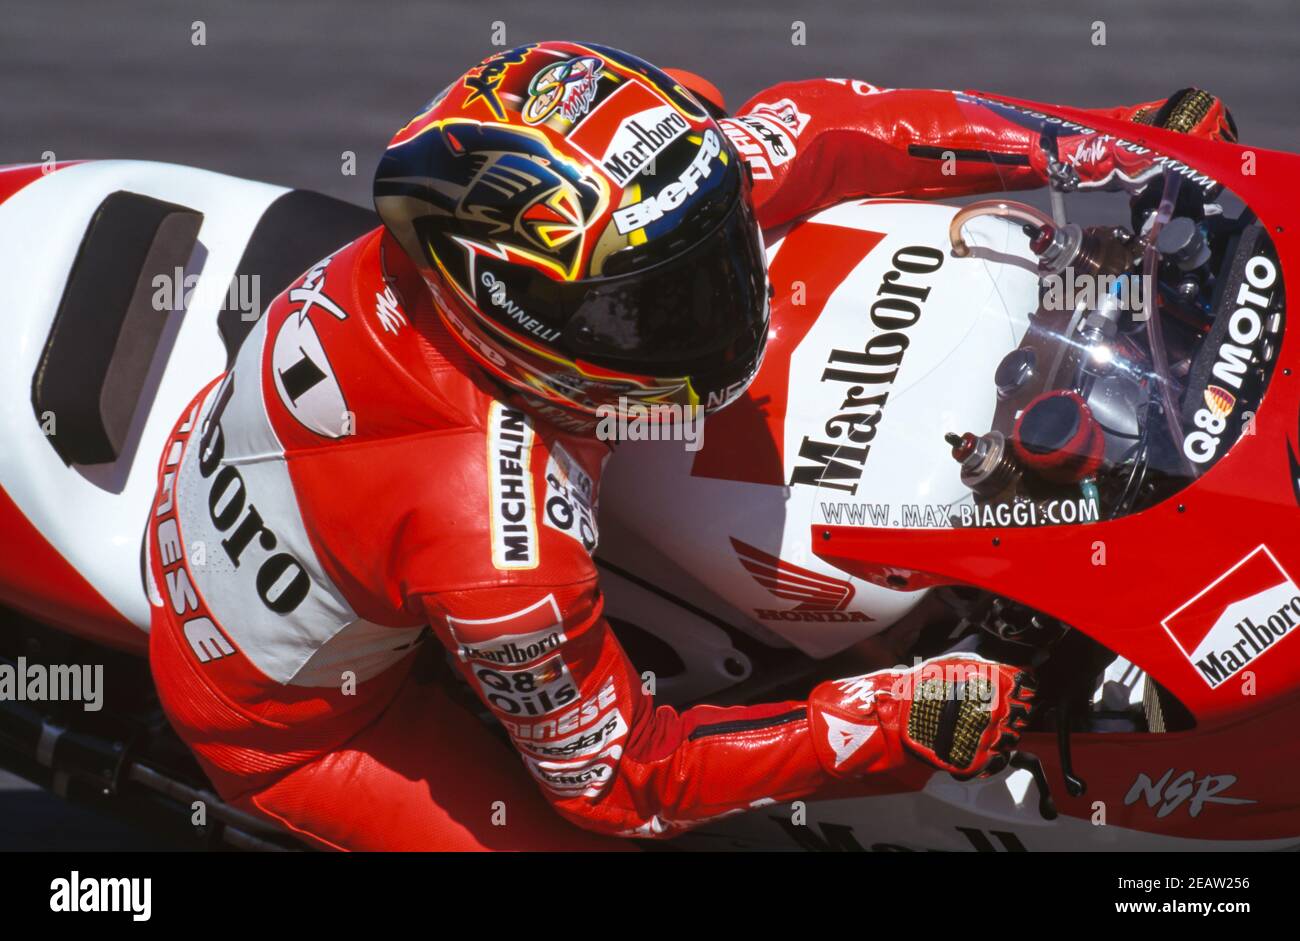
[806,95,1284,535]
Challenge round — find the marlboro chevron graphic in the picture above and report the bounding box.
[1162,545,1300,689]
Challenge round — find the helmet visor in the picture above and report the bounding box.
[559,192,770,412]
[432,154,770,417]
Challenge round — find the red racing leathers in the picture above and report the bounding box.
[146,78,1232,844]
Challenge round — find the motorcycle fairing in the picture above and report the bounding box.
[812,94,1300,727]
[0,161,376,650]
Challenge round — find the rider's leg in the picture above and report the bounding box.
[149,605,629,851]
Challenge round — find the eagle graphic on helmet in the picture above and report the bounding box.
[414,120,608,284]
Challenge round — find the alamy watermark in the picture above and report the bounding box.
[50,871,150,921]
[0,658,103,711]
[595,397,705,451]
[838,657,1002,707]
[1041,268,1152,316]
[152,268,263,321]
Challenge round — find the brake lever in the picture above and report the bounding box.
[1008,751,1058,821]
[1055,700,1088,798]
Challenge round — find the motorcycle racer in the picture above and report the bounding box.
[144,40,1233,849]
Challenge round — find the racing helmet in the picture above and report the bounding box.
[373,41,770,418]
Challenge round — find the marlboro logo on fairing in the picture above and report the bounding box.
[1162,545,1300,688]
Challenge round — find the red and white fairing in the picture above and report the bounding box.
[601,200,1037,658]
[0,161,288,651]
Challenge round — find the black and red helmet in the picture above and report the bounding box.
[373,41,769,417]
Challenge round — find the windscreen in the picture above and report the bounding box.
[804,94,1285,535]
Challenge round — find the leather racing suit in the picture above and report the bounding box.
[146,78,1233,849]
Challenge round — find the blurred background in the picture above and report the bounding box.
[0,0,1296,849]
[3,0,1297,206]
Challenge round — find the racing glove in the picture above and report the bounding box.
[1128,87,1238,142]
[807,654,1036,780]
[1029,87,1237,192]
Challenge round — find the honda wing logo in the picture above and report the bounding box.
[730,537,870,623]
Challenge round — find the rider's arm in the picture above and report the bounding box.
[422,577,1034,838]
[422,578,830,837]
[728,79,1230,230]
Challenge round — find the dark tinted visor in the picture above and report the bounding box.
[561,192,769,375]
[459,161,770,414]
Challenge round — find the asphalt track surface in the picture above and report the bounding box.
[4,0,1298,201]
[0,0,1297,849]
